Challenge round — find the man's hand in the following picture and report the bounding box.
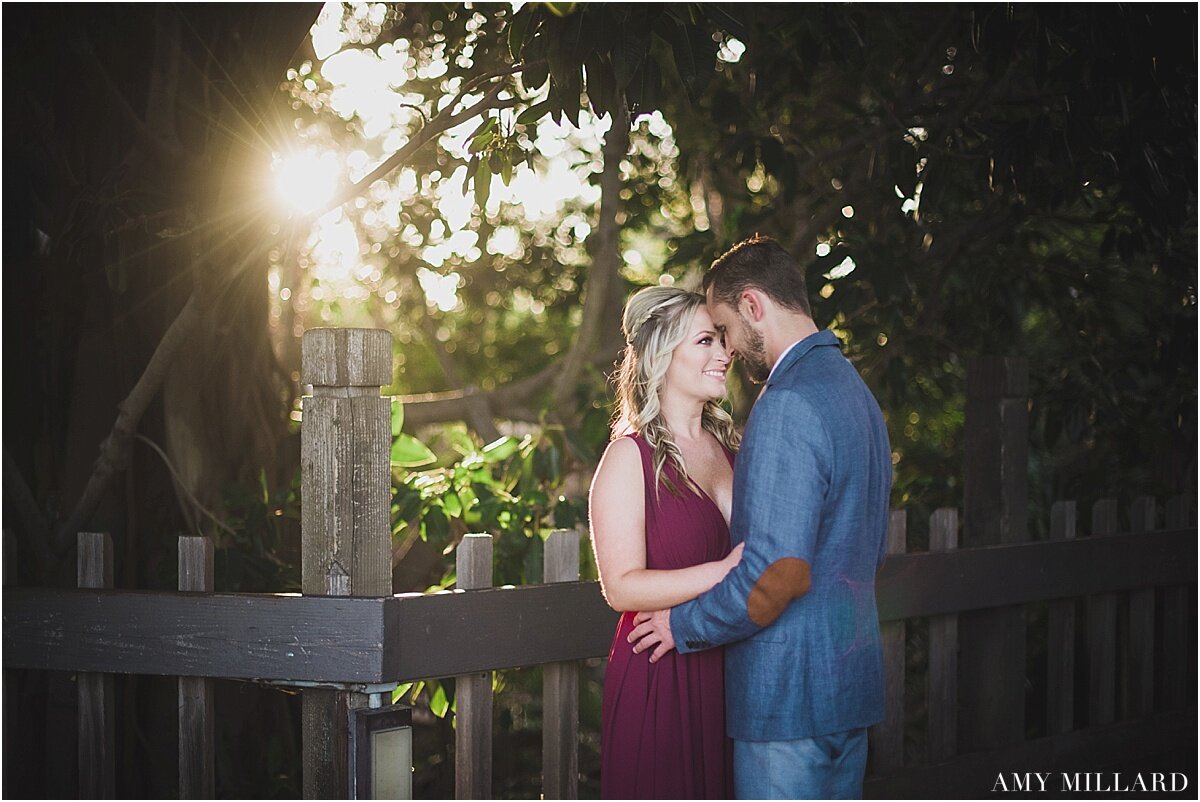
[627,609,675,663]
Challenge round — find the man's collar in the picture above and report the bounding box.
[766,330,839,384]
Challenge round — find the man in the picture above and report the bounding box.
[628,235,893,799]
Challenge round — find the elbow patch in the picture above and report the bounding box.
[746,558,812,627]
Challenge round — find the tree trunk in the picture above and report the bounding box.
[4,5,320,796]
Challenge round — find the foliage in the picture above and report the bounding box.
[383,398,603,797]
[650,3,1197,537]
[211,470,303,593]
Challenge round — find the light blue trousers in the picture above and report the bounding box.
[733,728,869,799]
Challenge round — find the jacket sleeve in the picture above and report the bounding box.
[671,389,831,652]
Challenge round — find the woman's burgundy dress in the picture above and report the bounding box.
[600,433,734,799]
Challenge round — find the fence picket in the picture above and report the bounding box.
[178,536,215,799]
[1085,500,1118,726]
[869,510,906,774]
[77,532,115,799]
[1046,501,1077,734]
[1125,498,1156,719]
[456,534,494,800]
[927,509,958,763]
[542,529,581,799]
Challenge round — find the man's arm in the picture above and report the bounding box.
[637,391,831,657]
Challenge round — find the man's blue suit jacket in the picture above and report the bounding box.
[671,329,893,741]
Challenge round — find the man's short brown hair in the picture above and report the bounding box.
[702,235,812,317]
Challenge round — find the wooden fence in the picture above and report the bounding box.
[3,330,1196,798]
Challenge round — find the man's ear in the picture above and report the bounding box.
[739,289,767,322]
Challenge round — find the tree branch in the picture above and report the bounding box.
[54,289,207,548]
[52,238,268,547]
[398,361,558,428]
[307,67,525,221]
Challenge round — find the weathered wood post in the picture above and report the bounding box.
[868,510,906,774]
[301,328,393,799]
[959,356,1028,751]
[542,528,580,799]
[455,533,494,800]
[77,532,115,799]
[178,535,215,799]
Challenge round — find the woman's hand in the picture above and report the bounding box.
[720,542,745,576]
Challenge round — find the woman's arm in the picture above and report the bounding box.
[589,437,742,612]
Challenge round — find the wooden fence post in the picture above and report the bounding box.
[178,536,215,799]
[1046,501,1077,734]
[927,508,958,763]
[77,532,115,799]
[1085,499,1119,726]
[300,328,393,799]
[542,529,580,799]
[959,356,1028,750]
[1125,497,1156,719]
[1161,496,1195,709]
[2,531,14,799]
[456,534,494,800]
[868,510,906,774]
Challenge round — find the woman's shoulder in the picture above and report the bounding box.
[592,435,646,497]
[601,433,645,465]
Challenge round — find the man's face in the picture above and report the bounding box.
[706,289,772,384]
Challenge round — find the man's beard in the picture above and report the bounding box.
[739,317,771,384]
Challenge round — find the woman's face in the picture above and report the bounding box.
[663,306,730,404]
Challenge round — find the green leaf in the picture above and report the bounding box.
[442,492,463,518]
[544,2,577,18]
[626,56,661,116]
[422,506,449,542]
[507,7,538,61]
[390,398,404,437]
[469,118,496,153]
[390,433,436,467]
[473,158,492,212]
[481,436,521,462]
[501,155,514,186]
[521,33,550,92]
[517,98,555,125]
[533,444,561,483]
[429,682,450,718]
[612,15,652,89]
[659,16,718,105]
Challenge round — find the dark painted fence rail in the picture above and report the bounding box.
[4,502,1195,798]
[4,524,1194,683]
[4,331,1195,799]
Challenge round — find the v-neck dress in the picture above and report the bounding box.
[600,433,735,799]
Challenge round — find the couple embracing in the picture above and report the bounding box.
[589,236,893,800]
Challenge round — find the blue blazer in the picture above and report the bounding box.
[671,330,893,741]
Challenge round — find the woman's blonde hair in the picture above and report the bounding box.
[612,285,740,496]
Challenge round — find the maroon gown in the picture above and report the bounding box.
[600,433,735,799]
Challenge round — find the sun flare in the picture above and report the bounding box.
[271,150,341,214]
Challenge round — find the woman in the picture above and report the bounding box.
[589,285,741,799]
